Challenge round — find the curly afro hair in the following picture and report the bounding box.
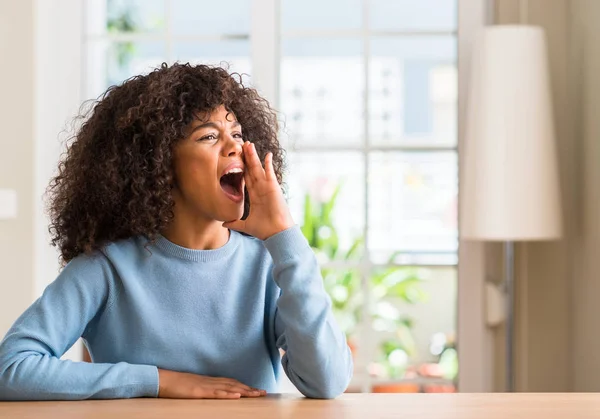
[48,63,285,264]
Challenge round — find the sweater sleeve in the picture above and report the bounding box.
[264,226,353,399]
[0,254,158,401]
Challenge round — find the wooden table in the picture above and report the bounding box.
[2,393,600,419]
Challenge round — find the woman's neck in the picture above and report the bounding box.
[161,216,230,250]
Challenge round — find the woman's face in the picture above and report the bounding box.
[171,105,246,223]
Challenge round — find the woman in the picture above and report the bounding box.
[0,63,352,400]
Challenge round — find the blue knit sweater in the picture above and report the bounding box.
[0,226,352,400]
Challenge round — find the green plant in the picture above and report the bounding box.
[371,265,429,378]
[299,182,428,378]
[300,184,363,336]
[432,334,458,381]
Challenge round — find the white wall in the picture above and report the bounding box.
[0,0,35,337]
[0,0,83,359]
[34,0,83,293]
[34,0,84,360]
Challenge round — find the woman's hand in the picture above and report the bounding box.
[157,369,267,399]
[223,142,294,240]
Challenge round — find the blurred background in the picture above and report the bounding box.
[0,0,599,394]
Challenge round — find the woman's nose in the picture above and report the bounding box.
[223,135,243,157]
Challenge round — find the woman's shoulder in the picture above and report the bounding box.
[61,236,145,277]
[52,248,117,294]
[62,248,111,274]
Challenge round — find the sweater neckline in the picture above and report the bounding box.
[153,230,240,262]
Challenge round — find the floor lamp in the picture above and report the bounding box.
[460,26,563,391]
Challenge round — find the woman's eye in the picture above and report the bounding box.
[233,132,244,140]
[199,133,217,141]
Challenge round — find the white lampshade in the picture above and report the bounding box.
[461,25,562,241]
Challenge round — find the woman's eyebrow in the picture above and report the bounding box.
[190,120,241,134]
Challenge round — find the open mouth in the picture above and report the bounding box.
[220,169,244,203]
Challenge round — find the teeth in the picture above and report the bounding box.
[225,168,243,175]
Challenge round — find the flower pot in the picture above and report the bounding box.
[371,383,420,393]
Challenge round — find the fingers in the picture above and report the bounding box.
[211,383,265,398]
[224,386,263,397]
[214,377,252,388]
[213,389,241,399]
[215,377,267,397]
[239,388,266,397]
[264,152,275,182]
[215,377,262,392]
[243,141,264,182]
[244,166,254,189]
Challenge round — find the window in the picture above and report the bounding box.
[84,0,252,100]
[83,0,458,393]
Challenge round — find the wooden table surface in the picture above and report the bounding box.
[2,393,600,419]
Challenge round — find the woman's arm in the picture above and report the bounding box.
[223,142,352,398]
[265,226,353,399]
[0,255,158,401]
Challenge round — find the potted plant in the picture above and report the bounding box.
[299,183,429,378]
[299,184,363,350]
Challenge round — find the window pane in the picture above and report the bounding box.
[370,0,457,32]
[369,37,457,147]
[281,0,362,31]
[369,267,457,393]
[368,152,458,264]
[287,152,365,259]
[281,39,364,147]
[172,41,251,79]
[172,0,250,35]
[86,0,165,35]
[85,40,166,98]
